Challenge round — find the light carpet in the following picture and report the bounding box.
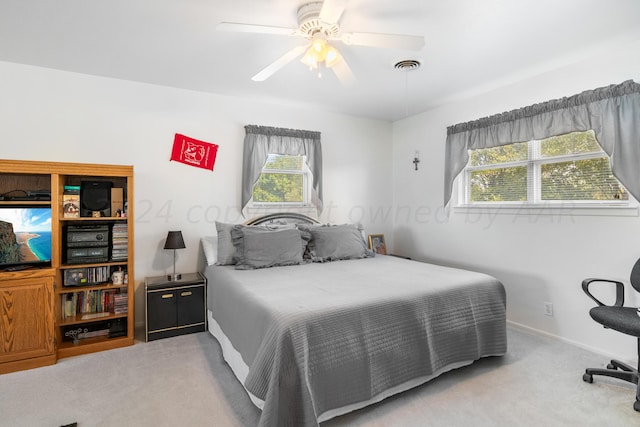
[0,326,637,426]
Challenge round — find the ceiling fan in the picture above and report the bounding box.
[216,0,425,84]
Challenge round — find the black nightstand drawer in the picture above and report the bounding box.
[176,286,205,326]
[147,290,178,331]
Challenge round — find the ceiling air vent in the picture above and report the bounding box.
[393,59,421,71]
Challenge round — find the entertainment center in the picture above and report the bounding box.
[0,159,134,374]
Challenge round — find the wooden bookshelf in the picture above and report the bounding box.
[0,159,134,373]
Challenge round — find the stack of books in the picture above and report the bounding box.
[111,223,128,261]
[61,289,117,320]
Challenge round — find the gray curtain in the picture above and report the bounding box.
[241,125,323,215]
[444,80,640,206]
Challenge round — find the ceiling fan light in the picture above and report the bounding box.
[301,48,319,69]
[325,45,340,67]
[302,41,340,69]
[311,37,327,54]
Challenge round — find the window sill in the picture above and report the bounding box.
[454,203,639,217]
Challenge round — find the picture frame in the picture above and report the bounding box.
[64,267,89,287]
[368,234,387,255]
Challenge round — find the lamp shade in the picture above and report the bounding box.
[164,231,186,250]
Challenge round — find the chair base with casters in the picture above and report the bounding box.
[582,268,640,413]
[582,337,640,412]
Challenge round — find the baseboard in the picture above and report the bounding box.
[506,320,635,366]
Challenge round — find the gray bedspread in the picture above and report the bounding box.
[205,255,507,427]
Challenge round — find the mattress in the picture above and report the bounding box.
[203,255,507,426]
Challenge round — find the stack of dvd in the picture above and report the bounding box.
[114,292,128,314]
[111,223,128,261]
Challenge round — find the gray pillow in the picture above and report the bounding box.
[215,221,238,265]
[231,226,306,270]
[300,223,374,262]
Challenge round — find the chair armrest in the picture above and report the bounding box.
[582,278,625,307]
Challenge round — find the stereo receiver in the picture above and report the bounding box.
[67,225,110,248]
[65,225,110,263]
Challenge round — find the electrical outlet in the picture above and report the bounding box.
[544,302,553,316]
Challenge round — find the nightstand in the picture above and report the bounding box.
[145,272,207,342]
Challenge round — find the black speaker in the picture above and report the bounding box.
[80,181,112,217]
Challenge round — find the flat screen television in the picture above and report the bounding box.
[0,206,52,270]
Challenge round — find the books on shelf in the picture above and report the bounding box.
[61,289,127,320]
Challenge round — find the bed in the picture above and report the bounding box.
[201,214,507,427]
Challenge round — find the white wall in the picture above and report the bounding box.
[0,61,394,327]
[5,40,638,361]
[392,40,640,361]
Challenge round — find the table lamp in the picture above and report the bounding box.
[164,230,186,281]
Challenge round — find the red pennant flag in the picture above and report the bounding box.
[170,133,218,171]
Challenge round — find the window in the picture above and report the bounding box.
[252,154,311,205]
[445,81,640,208]
[241,125,323,217]
[462,130,628,206]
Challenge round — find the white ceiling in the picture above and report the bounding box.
[1,0,639,121]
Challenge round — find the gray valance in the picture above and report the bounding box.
[444,80,640,206]
[241,125,323,215]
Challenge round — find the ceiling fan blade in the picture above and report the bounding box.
[217,22,296,36]
[252,45,308,82]
[331,53,355,86]
[341,32,425,50]
[319,0,348,24]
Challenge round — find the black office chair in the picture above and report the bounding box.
[582,258,640,412]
